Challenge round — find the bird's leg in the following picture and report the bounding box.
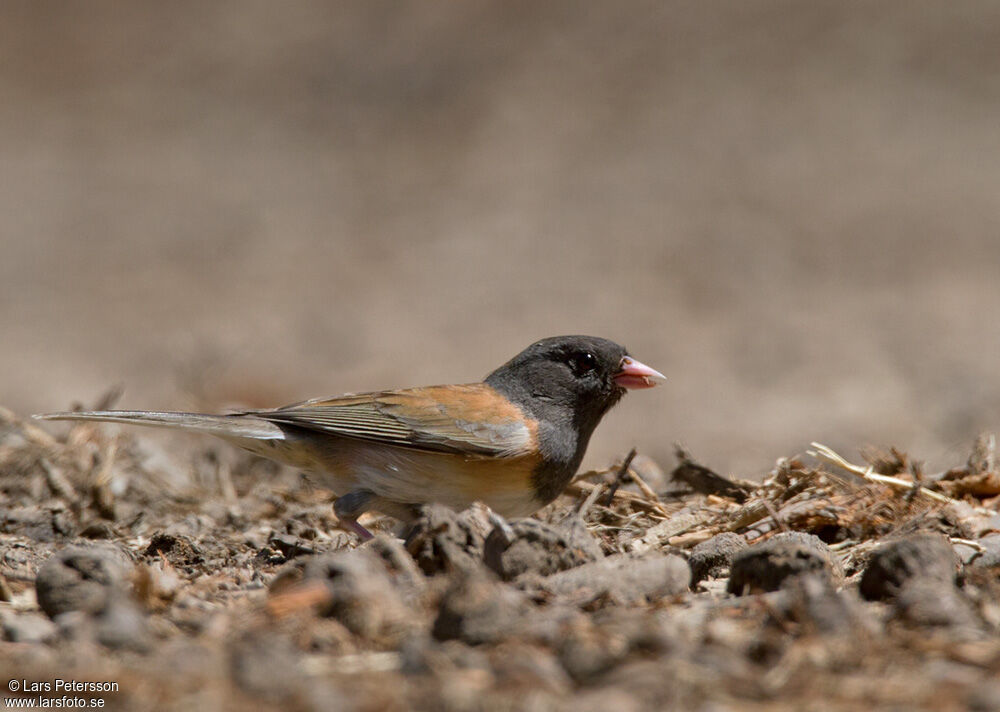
[339,517,375,542]
[333,489,376,541]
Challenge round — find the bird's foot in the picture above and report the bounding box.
[335,516,374,542]
[333,490,378,542]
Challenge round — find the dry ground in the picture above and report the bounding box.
[2,409,1000,711]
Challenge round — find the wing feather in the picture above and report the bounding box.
[253,384,534,458]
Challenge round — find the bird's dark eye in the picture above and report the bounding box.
[567,351,598,377]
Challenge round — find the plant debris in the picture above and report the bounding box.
[2,404,1000,711]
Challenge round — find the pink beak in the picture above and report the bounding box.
[613,356,666,390]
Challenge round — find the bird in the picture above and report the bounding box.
[35,335,664,540]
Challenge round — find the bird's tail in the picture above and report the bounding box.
[33,410,284,440]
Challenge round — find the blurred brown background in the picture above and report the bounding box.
[3,1,998,477]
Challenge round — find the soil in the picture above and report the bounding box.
[3,412,1000,711]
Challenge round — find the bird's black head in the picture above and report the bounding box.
[484,335,662,437]
[485,335,664,507]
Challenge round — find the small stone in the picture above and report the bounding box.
[688,532,747,585]
[860,533,959,601]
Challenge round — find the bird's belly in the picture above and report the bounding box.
[336,444,544,516]
[230,433,544,517]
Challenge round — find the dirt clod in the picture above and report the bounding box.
[860,533,959,601]
[94,592,152,651]
[1,611,57,643]
[34,545,132,618]
[688,532,747,584]
[484,517,603,581]
[404,504,491,575]
[893,579,982,632]
[365,534,427,598]
[229,631,307,702]
[727,532,842,595]
[5,406,1000,710]
[433,567,528,645]
[543,553,691,604]
[270,549,410,641]
[144,532,203,568]
[966,533,1000,569]
[770,574,874,635]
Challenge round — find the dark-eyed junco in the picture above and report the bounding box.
[36,335,664,539]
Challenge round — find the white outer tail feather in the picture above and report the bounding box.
[33,410,285,440]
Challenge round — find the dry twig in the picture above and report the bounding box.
[809,442,956,505]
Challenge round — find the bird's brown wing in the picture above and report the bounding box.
[254,383,536,458]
